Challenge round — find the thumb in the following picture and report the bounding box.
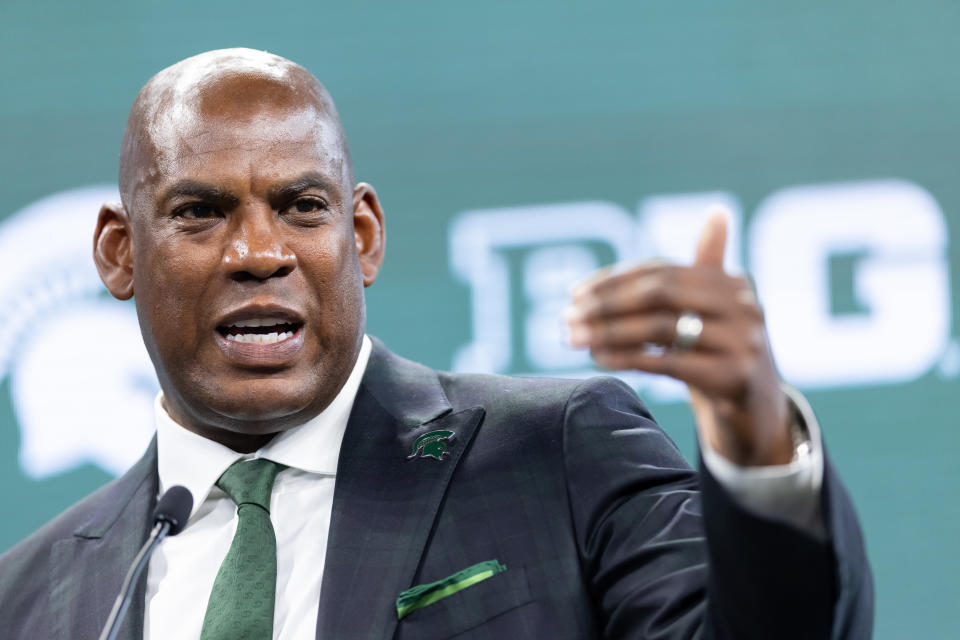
[694,206,729,269]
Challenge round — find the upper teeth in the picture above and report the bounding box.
[231,318,288,328]
[226,331,294,344]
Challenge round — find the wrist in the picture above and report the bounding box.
[738,385,814,466]
[706,390,795,467]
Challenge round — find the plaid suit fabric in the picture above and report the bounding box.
[323,340,871,639]
[0,440,158,640]
[383,372,708,639]
[0,338,872,639]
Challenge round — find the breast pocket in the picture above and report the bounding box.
[396,564,533,639]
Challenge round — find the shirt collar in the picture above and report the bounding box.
[155,335,372,514]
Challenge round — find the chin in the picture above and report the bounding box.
[200,377,324,429]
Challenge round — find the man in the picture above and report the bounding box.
[0,49,872,638]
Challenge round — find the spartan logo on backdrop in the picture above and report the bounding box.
[0,186,157,480]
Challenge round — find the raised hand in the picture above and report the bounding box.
[567,209,794,466]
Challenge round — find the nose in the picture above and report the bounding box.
[222,209,296,281]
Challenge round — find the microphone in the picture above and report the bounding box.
[98,485,193,640]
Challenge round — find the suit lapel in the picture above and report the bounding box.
[316,339,485,639]
[49,439,158,640]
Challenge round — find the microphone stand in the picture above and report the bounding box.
[98,520,171,640]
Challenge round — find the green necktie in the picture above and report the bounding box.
[200,458,286,640]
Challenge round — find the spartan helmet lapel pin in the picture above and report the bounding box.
[407,430,456,461]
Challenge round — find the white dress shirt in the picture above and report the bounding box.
[144,336,372,640]
[144,334,823,638]
[701,384,826,538]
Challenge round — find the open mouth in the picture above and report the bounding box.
[216,318,304,345]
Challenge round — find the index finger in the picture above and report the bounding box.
[570,259,671,303]
[571,265,746,321]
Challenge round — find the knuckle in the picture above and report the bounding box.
[748,327,767,353]
[602,320,620,344]
[732,274,752,291]
[656,315,676,343]
[736,325,764,355]
[734,357,758,386]
[647,280,673,308]
[737,296,764,321]
[597,294,623,319]
[592,320,611,344]
[594,294,612,316]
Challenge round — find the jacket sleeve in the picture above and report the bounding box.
[561,376,873,639]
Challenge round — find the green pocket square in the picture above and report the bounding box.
[396,560,508,620]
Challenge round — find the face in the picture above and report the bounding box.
[95,79,384,452]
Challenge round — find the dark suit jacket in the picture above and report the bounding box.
[0,338,873,639]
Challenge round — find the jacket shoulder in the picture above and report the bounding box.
[0,437,157,594]
[0,474,125,574]
[0,474,127,637]
[437,368,650,416]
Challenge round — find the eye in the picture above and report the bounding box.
[282,197,327,216]
[174,203,220,219]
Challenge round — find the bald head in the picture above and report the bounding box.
[95,48,386,449]
[119,48,352,211]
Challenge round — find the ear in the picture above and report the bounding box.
[93,202,135,300]
[352,182,386,287]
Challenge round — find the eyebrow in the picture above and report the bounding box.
[266,172,337,204]
[159,180,241,209]
[158,172,338,211]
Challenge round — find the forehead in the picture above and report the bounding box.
[157,105,344,175]
[139,110,347,205]
[130,66,348,201]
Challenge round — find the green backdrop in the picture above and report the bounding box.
[2,2,958,637]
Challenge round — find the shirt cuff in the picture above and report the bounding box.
[699,383,826,540]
